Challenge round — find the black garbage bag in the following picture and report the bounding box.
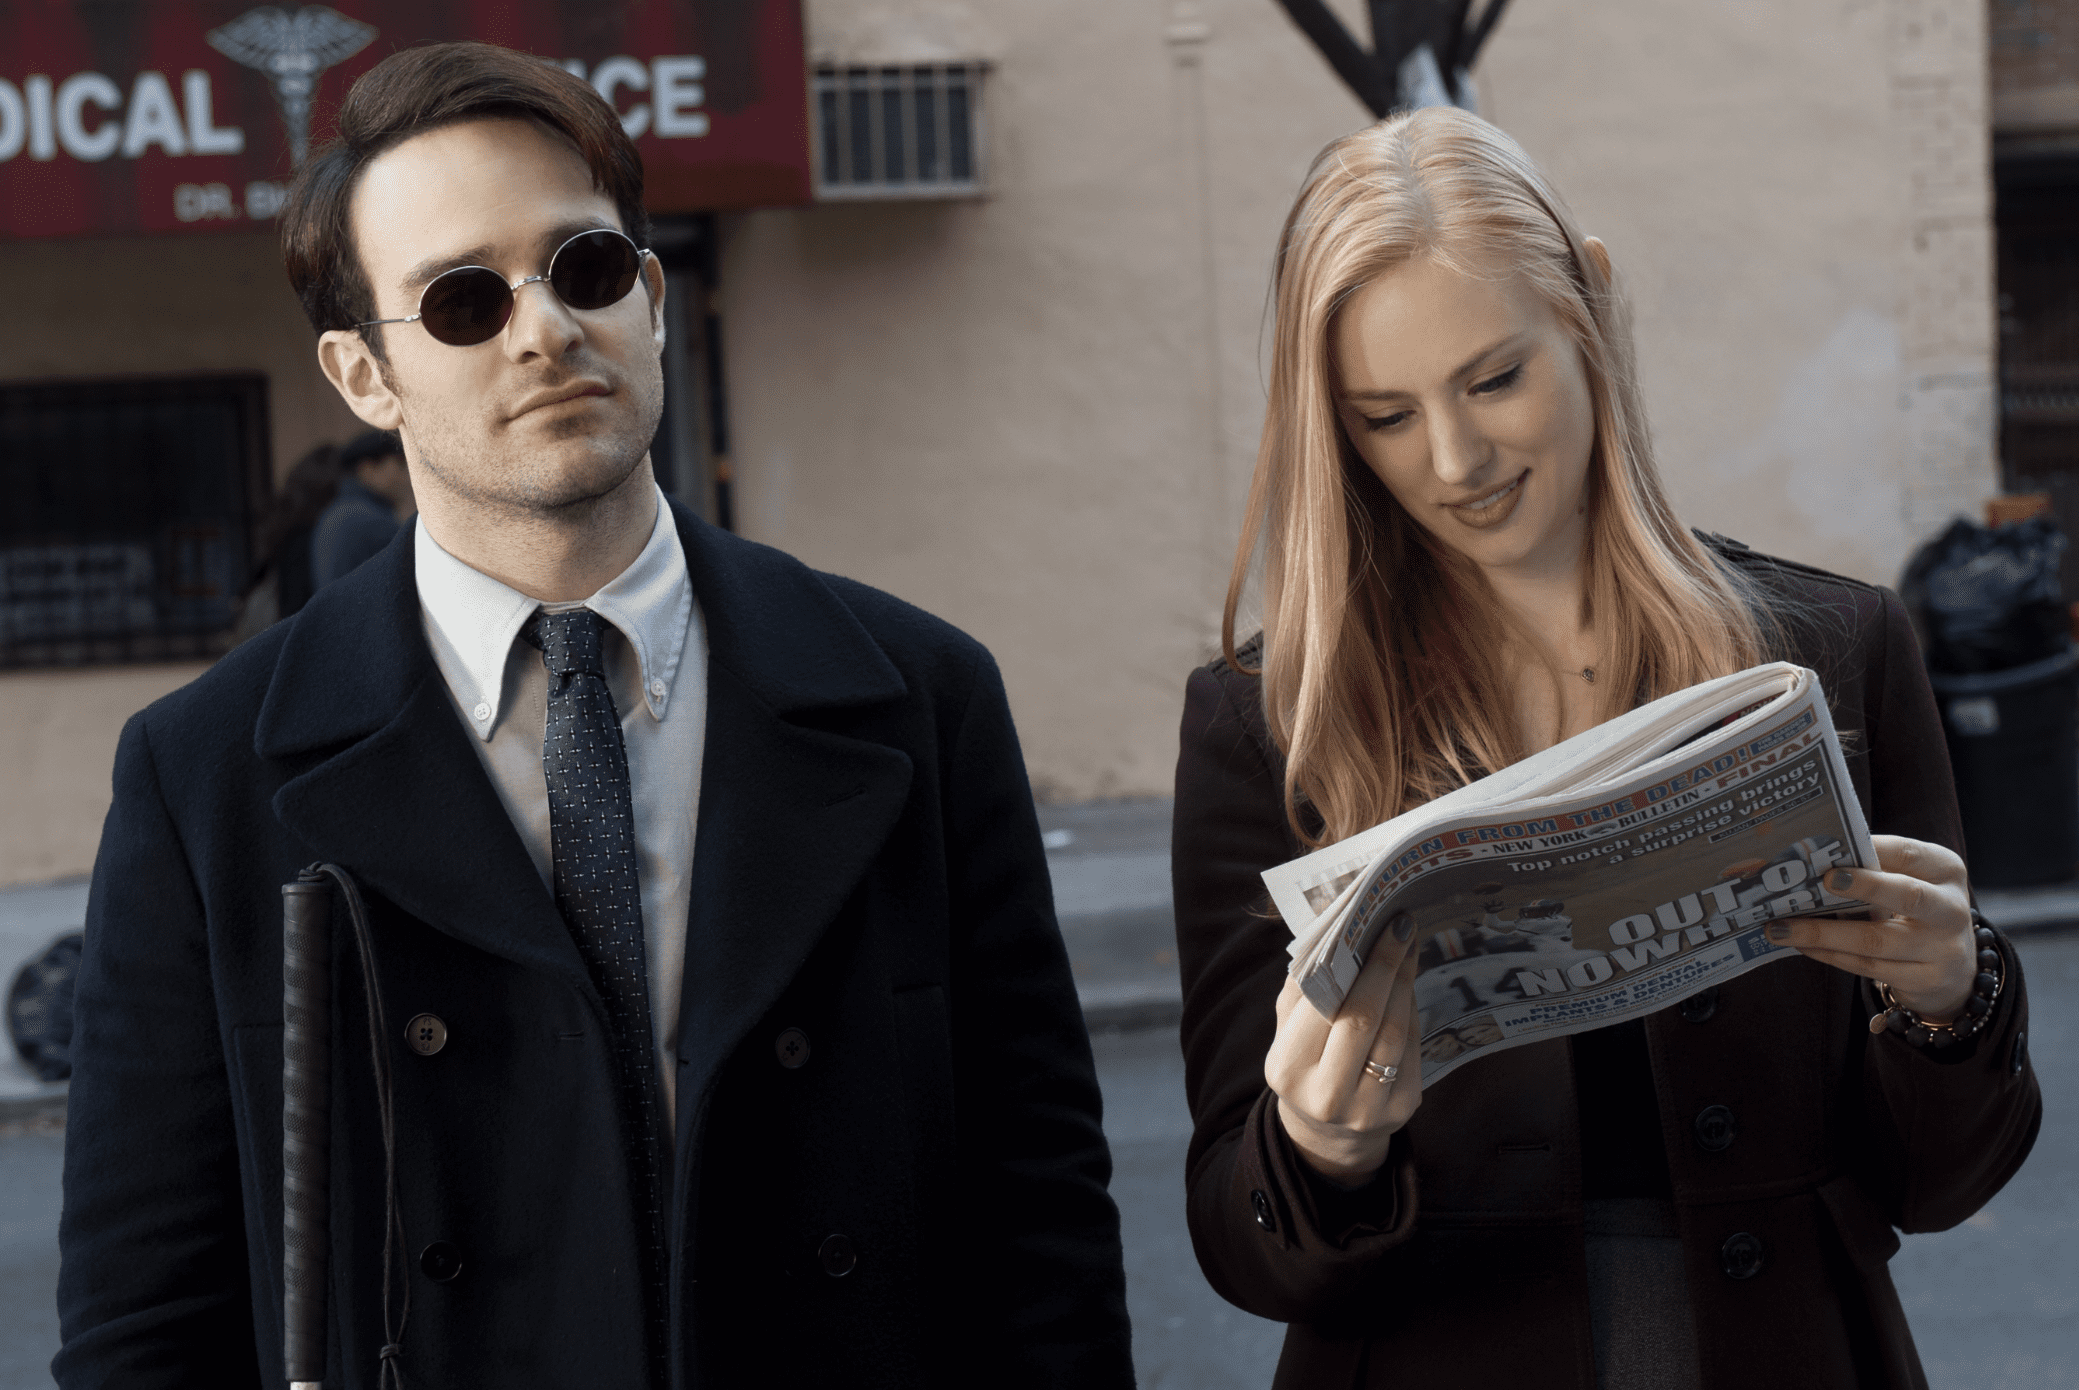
[1899,514,2069,674]
[8,931,83,1083]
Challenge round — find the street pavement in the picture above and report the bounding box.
[0,1124,60,1390]
[0,804,2068,1386]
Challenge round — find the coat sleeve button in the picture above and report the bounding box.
[818,1233,857,1277]
[776,1028,811,1069]
[405,1014,448,1056]
[1250,1189,1277,1233]
[1678,988,1719,1024]
[418,1241,463,1282]
[1693,1104,1738,1152]
[1719,1231,1765,1280]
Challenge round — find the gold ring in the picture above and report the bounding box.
[1363,1061,1398,1085]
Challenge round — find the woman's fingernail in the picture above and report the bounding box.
[1766,923,1792,942]
[1392,913,1414,943]
[1827,868,1854,893]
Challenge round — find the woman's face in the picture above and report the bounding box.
[1332,252,1598,581]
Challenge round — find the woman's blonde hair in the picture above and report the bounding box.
[1227,106,1769,847]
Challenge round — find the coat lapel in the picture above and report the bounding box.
[255,530,590,998]
[251,506,919,1097]
[668,504,913,1135]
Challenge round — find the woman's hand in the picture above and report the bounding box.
[1265,920,1423,1184]
[1764,835,1978,1022]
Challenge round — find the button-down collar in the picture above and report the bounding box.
[415,485,694,740]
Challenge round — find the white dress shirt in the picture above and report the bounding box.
[414,486,706,1122]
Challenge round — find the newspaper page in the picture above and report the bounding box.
[1263,663,1829,936]
[1260,664,1877,1085]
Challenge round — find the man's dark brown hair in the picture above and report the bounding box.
[282,41,650,344]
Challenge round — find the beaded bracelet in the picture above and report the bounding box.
[1867,913,2004,1049]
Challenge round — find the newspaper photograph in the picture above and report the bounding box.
[1260,664,1878,1085]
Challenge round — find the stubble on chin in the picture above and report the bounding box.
[397,364,661,520]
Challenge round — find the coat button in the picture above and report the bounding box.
[1250,1189,1277,1233]
[1679,988,1719,1024]
[818,1233,857,1277]
[776,1028,811,1069]
[406,1014,448,1056]
[2011,1029,2028,1076]
[418,1241,463,1282]
[1693,1104,1737,1152]
[1719,1231,1765,1280]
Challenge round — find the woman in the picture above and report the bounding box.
[1172,107,2041,1389]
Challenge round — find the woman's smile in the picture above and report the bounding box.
[1443,469,1527,530]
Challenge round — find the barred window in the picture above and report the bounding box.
[814,63,987,199]
[0,376,268,668]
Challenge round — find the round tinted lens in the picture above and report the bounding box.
[418,267,514,346]
[550,231,642,311]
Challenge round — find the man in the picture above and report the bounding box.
[311,427,416,587]
[57,43,1133,1389]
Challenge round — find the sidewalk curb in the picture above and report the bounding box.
[2004,917,2079,935]
[1978,887,2079,935]
[1079,985,1182,1034]
[0,1088,66,1124]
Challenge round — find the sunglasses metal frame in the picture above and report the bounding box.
[355,228,655,345]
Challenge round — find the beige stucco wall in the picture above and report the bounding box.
[727,0,1383,801]
[721,0,1999,804]
[0,663,211,886]
[1479,0,1998,581]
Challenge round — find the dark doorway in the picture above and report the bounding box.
[648,214,733,532]
[1996,150,2079,599]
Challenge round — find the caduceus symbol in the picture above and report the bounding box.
[207,5,379,166]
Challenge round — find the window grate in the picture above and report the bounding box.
[0,376,269,669]
[814,64,986,200]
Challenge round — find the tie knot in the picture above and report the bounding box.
[525,608,608,680]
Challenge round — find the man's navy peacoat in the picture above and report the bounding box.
[56,501,1135,1389]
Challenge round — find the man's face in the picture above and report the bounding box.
[325,118,665,518]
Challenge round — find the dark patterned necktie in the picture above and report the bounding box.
[526,608,668,1386]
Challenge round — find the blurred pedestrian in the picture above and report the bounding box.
[1173,106,2038,1390]
[231,440,340,641]
[310,426,414,587]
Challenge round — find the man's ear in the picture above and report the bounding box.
[643,254,669,351]
[317,329,405,431]
[1582,235,1613,286]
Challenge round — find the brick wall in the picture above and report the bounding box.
[1990,0,2079,99]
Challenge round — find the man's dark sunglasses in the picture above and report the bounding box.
[358,229,653,347]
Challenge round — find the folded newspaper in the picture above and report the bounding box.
[1264,662,1875,1085]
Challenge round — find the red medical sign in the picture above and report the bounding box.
[0,0,810,239]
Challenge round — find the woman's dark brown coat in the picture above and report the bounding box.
[1172,543,2042,1389]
